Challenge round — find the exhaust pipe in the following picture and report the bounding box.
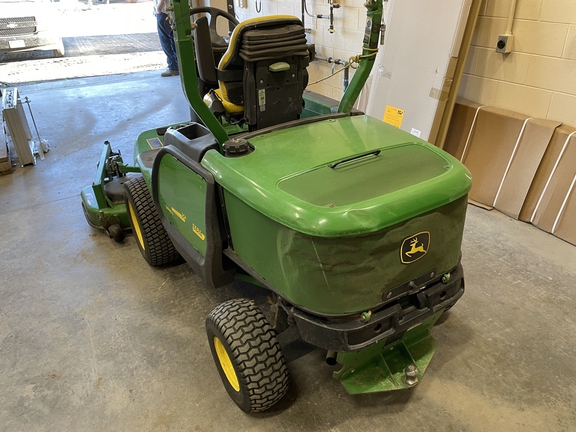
[325,350,337,366]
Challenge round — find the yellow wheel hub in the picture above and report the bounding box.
[128,201,145,250]
[214,337,240,392]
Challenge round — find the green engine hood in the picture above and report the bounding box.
[202,115,472,237]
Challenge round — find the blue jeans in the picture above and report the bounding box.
[157,13,178,71]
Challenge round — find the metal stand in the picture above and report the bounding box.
[1,87,35,167]
[24,96,49,160]
[0,116,11,174]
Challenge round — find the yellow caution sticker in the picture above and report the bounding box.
[383,105,404,128]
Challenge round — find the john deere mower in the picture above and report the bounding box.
[81,0,471,413]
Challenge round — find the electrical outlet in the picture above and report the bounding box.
[496,34,514,54]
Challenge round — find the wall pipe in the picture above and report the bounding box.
[506,0,517,35]
[302,0,340,33]
[315,55,349,93]
[328,0,340,33]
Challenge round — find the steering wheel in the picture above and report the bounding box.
[190,6,240,53]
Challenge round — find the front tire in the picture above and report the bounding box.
[124,176,180,266]
[206,299,289,413]
[108,224,125,243]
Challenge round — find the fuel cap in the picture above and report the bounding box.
[223,138,250,157]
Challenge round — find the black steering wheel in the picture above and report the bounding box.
[190,7,240,53]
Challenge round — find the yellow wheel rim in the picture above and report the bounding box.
[128,201,145,250]
[214,337,240,392]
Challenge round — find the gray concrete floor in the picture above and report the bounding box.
[1,72,576,431]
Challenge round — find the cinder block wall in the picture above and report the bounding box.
[459,0,576,127]
[234,0,370,101]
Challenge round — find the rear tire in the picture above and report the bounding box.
[124,176,180,266]
[206,299,289,413]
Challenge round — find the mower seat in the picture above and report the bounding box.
[206,15,310,130]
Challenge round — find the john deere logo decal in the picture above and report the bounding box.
[401,232,430,264]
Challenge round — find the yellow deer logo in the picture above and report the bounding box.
[401,232,430,264]
[405,237,426,257]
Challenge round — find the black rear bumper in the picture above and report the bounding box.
[292,263,464,352]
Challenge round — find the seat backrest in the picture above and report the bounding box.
[217,15,310,130]
[193,16,218,97]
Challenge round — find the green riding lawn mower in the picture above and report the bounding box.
[81,0,472,413]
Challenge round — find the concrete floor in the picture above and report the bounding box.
[1,72,576,431]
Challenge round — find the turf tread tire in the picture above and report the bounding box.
[206,299,289,413]
[124,176,180,266]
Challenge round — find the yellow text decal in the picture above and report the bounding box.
[165,206,186,223]
[193,224,206,241]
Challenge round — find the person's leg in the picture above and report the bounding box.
[156,13,178,72]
